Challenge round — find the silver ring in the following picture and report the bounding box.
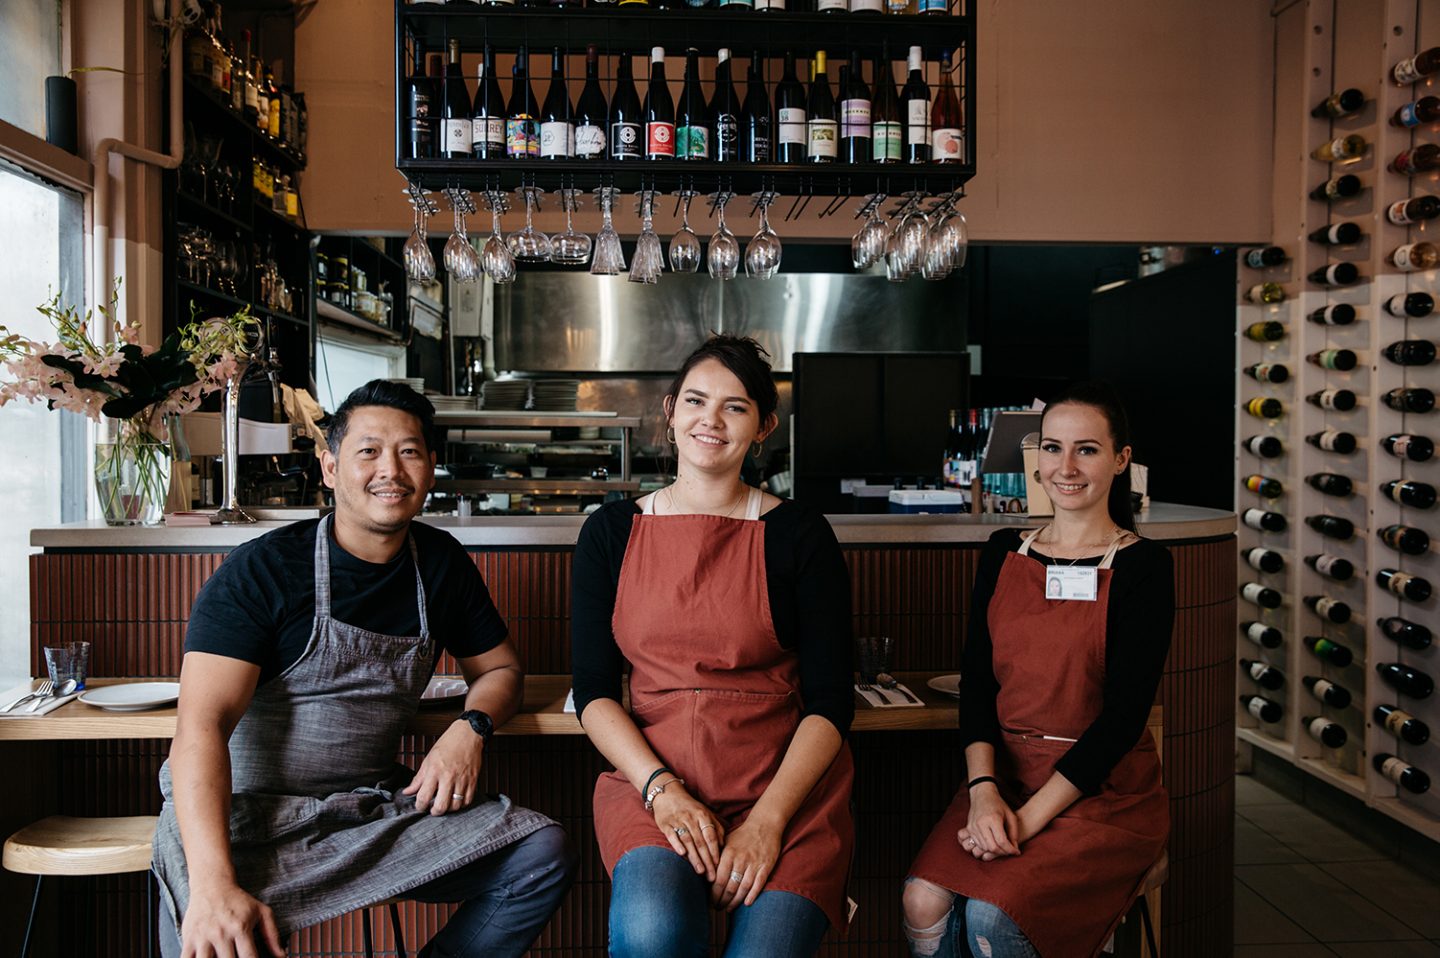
[730,870,744,884]
[675,826,689,837]
[452,793,465,802]
[700,823,716,832]
[964,838,975,846]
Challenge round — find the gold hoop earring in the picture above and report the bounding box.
[751,441,764,461]
[666,426,676,445]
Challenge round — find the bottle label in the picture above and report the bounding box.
[1308,717,1332,740]
[444,118,473,155]
[1394,244,1418,270]
[852,0,883,10]
[1380,756,1407,782]
[245,81,260,114]
[1315,555,1341,577]
[473,116,506,151]
[906,99,929,145]
[646,121,676,157]
[540,121,575,158]
[715,113,739,161]
[1246,697,1270,720]
[932,127,963,160]
[1316,597,1335,616]
[576,123,606,157]
[1248,661,1268,681]
[1387,293,1408,316]
[611,121,641,158]
[1246,622,1270,644]
[873,120,901,161]
[1385,571,1415,596]
[1243,508,1267,528]
[1246,249,1268,269]
[1394,149,1419,175]
[920,0,947,9]
[807,119,838,158]
[817,0,846,9]
[1253,363,1274,382]
[841,99,872,138]
[1311,678,1335,700]
[676,124,711,159]
[720,0,754,6]
[1395,57,1423,85]
[1314,637,1337,656]
[1317,390,1339,409]
[778,107,807,145]
[506,117,540,157]
[1242,583,1269,603]
[1327,225,1347,244]
[1392,436,1413,456]
[1389,199,1414,224]
[1389,483,1407,505]
[1384,710,1414,735]
[755,0,784,8]
[745,119,771,162]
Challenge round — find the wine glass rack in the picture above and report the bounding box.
[393,2,976,199]
[1236,0,1440,838]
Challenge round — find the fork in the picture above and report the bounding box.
[24,680,56,712]
[857,682,892,705]
[2,680,52,713]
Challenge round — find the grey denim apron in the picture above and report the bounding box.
[152,514,553,937]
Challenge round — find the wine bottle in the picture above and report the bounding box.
[902,46,930,163]
[609,52,643,161]
[1382,340,1437,366]
[1303,716,1348,748]
[710,49,739,163]
[1387,194,1440,224]
[1244,246,1287,268]
[442,39,473,159]
[1308,348,1357,371]
[1308,635,1353,667]
[574,45,608,160]
[816,0,846,12]
[1308,262,1359,286]
[1241,694,1283,724]
[1387,242,1440,271]
[1383,387,1436,413]
[643,47,675,160]
[1306,430,1356,454]
[1245,546,1285,573]
[1242,582,1283,610]
[1380,524,1430,555]
[1245,283,1286,304]
[241,30,259,125]
[805,51,838,163]
[1310,173,1362,201]
[1382,479,1438,509]
[1377,568,1433,602]
[1304,594,1351,624]
[836,51,871,164]
[1377,662,1435,698]
[775,52,807,164]
[1243,474,1284,499]
[1246,320,1286,342]
[1310,303,1357,325]
[1244,362,1289,384]
[1381,434,1434,462]
[1375,753,1430,794]
[1393,46,1440,85]
[931,49,963,164]
[1378,616,1433,650]
[1243,620,1284,649]
[1243,508,1287,533]
[871,48,901,164]
[1385,292,1434,318]
[1306,514,1355,539]
[406,40,437,159]
[675,48,711,161]
[471,45,507,159]
[1308,388,1357,412]
[1312,134,1368,162]
[1375,704,1430,745]
[540,48,575,159]
[1313,87,1365,118]
[1308,473,1353,497]
[1395,96,1440,129]
[1391,143,1440,174]
[1309,222,1363,246]
[1305,553,1354,581]
[1303,675,1352,709]
[754,0,782,9]
[1245,397,1284,420]
[506,46,540,159]
[1244,435,1284,459]
[1241,658,1285,691]
[740,52,771,163]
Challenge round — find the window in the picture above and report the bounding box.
[0,0,63,140]
[315,326,406,413]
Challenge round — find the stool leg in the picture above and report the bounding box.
[147,870,156,958]
[1139,895,1158,957]
[19,875,42,958]
[362,906,374,958]
[388,901,407,958]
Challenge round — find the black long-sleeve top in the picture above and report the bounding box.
[570,498,856,737]
[959,528,1175,796]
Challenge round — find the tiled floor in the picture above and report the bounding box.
[1234,774,1440,956]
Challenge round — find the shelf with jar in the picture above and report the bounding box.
[314,237,410,340]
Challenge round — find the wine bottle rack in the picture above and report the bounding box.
[1236,0,1440,839]
[393,2,976,197]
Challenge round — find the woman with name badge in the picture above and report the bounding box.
[572,335,856,957]
[902,381,1174,958]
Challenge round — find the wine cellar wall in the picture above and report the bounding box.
[1236,0,1440,838]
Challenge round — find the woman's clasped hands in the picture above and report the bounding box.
[958,782,1025,862]
[650,781,782,911]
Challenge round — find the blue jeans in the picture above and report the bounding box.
[158,823,575,958]
[902,883,1038,958]
[609,845,830,958]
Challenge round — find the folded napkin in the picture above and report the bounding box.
[0,681,81,717]
[854,682,924,708]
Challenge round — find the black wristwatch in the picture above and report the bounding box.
[459,709,494,743]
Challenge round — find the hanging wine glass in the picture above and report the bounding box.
[506,186,553,262]
[630,190,663,284]
[481,190,516,285]
[707,192,740,281]
[403,185,436,283]
[668,191,702,273]
[591,186,626,276]
[550,188,593,266]
[851,194,889,270]
[744,192,782,280]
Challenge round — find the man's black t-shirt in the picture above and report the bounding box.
[185,518,508,683]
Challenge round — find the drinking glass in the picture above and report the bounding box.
[629,191,663,284]
[550,189,593,266]
[851,199,889,269]
[444,201,469,276]
[744,199,782,279]
[707,195,740,281]
[591,187,626,276]
[482,193,516,284]
[668,192,702,274]
[403,189,436,283]
[507,186,553,262]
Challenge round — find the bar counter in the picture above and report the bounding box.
[13,504,1236,957]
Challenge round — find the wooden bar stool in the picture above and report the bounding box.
[360,898,408,958]
[3,815,158,958]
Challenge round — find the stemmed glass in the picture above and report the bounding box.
[629,191,663,284]
[745,193,783,279]
[443,189,482,283]
[851,195,889,269]
[886,194,929,282]
[550,188,593,266]
[481,191,516,285]
[707,192,740,281]
[668,191,702,273]
[591,186,626,276]
[403,186,436,283]
[507,186,552,262]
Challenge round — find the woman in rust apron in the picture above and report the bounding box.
[571,335,855,957]
[904,383,1174,958]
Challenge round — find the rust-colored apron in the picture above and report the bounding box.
[592,488,855,930]
[909,528,1168,957]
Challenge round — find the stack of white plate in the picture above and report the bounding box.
[429,395,474,412]
[481,380,532,410]
[531,380,580,412]
[384,377,427,393]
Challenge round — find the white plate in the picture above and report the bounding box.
[926,674,962,698]
[420,675,468,706]
[78,682,181,712]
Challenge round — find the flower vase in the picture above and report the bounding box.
[95,419,171,526]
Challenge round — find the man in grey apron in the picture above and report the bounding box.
[152,381,573,958]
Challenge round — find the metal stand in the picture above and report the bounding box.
[210,362,257,525]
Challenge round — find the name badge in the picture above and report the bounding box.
[1044,566,1098,602]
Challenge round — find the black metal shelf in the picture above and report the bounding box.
[183,77,308,173]
[177,190,251,231]
[252,199,306,233]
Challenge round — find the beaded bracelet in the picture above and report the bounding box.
[644,777,684,812]
[642,766,675,798]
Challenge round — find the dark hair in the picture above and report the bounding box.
[665,334,779,424]
[1040,380,1138,533]
[326,379,436,455]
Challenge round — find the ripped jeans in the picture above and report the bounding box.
[902,879,1038,958]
